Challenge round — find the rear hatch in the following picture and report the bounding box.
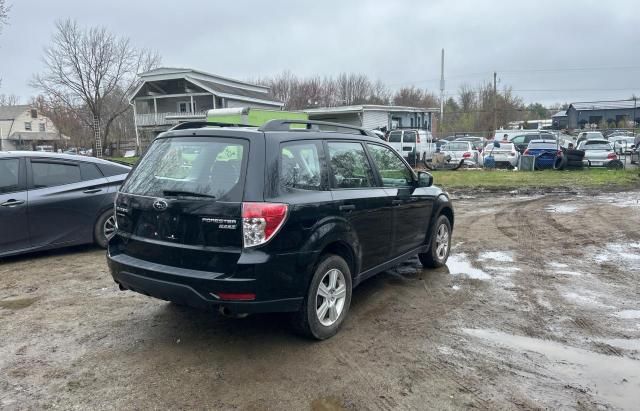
[112,136,249,273]
[387,130,404,155]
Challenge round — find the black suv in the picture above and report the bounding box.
[107,120,454,339]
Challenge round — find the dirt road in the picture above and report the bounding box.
[1,190,639,410]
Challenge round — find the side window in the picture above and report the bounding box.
[32,162,81,188]
[367,144,414,187]
[0,159,21,194]
[80,163,104,181]
[279,142,322,190]
[97,163,130,177]
[512,135,525,144]
[327,142,375,189]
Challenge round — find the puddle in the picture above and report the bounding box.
[591,243,640,268]
[464,328,640,410]
[545,204,579,213]
[0,297,39,310]
[484,266,520,273]
[602,338,640,351]
[477,251,514,263]
[614,310,640,320]
[596,193,640,208]
[446,254,491,280]
[555,270,583,276]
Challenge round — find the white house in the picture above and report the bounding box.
[0,105,64,151]
[304,105,437,131]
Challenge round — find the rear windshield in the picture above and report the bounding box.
[403,131,417,143]
[583,141,611,150]
[493,143,514,150]
[528,142,557,149]
[388,131,402,142]
[121,137,247,201]
[445,142,469,151]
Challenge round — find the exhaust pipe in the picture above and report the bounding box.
[218,306,249,319]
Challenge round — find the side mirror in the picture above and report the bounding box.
[417,171,433,187]
[493,141,501,148]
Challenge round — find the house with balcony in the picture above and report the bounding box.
[129,67,284,145]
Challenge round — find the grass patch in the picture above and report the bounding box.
[107,156,139,165]
[432,168,640,190]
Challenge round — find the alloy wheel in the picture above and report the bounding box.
[316,268,347,326]
[103,215,117,240]
[435,223,449,260]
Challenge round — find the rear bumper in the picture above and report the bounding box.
[107,250,309,314]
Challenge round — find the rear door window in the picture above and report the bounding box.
[327,142,375,189]
[120,137,248,201]
[0,158,21,194]
[403,131,417,143]
[80,163,104,181]
[388,131,402,142]
[31,161,81,188]
[280,141,322,190]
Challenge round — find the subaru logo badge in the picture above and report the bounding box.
[153,200,168,211]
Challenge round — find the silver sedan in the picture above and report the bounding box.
[577,140,619,167]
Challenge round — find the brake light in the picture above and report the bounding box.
[416,134,421,143]
[524,149,530,155]
[509,151,516,157]
[242,202,288,248]
[607,153,617,160]
[462,152,471,158]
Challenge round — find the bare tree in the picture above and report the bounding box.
[32,19,160,157]
[0,94,19,105]
[0,0,9,35]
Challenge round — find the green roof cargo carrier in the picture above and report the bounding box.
[206,107,308,127]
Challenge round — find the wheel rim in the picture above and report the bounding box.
[103,215,117,240]
[316,268,347,327]
[435,223,449,260]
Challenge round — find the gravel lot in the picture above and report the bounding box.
[1,190,639,410]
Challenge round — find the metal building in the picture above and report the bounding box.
[566,100,639,129]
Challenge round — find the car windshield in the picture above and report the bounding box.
[120,137,248,201]
[388,131,402,142]
[445,142,469,151]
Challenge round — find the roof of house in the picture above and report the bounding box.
[0,105,30,120]
[305,104,438,115]
[569,100,638,111]
[130,67,282,106]
[552,110,567,117]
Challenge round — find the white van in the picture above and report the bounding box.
[387,129,435,163]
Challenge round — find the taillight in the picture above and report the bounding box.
[607,153,617,160]
[242,202,288,248]
[523,149,530,155]
[416,134,421,143]
[509,151,516,157]
[557,150,563,156]
[462,152,471,158]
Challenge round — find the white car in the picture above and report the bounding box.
[576,131,605,147]
[608,136,636,154]
[441,141,480,166]
[482,141,519,168]
[387,129,436,163]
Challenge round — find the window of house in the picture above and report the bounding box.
[177,101,195,113]
[31,109,38,118]
[39,123,45,132]
[24,122,32,131]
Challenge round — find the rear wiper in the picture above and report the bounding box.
[162,190,216,199]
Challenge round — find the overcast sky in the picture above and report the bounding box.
[1,0,639,106]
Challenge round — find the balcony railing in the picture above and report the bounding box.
[135,111,208,127]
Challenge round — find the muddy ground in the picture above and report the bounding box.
[1,190,639,410]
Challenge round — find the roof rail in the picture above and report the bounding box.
[259,119,373,137]
[168,121,256,131]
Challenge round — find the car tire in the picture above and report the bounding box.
[553,156,567,170]
[566,160,584,168]
[94,209,116,249]
[418,215,451,268]
[292,254,352,340]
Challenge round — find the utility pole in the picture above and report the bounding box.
[440,49,445,127]
[493,71,497,134]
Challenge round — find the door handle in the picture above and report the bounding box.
[339,204,356,212]
[1,199,25,207]
[392,199,403,206]
[83,188,102,194]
